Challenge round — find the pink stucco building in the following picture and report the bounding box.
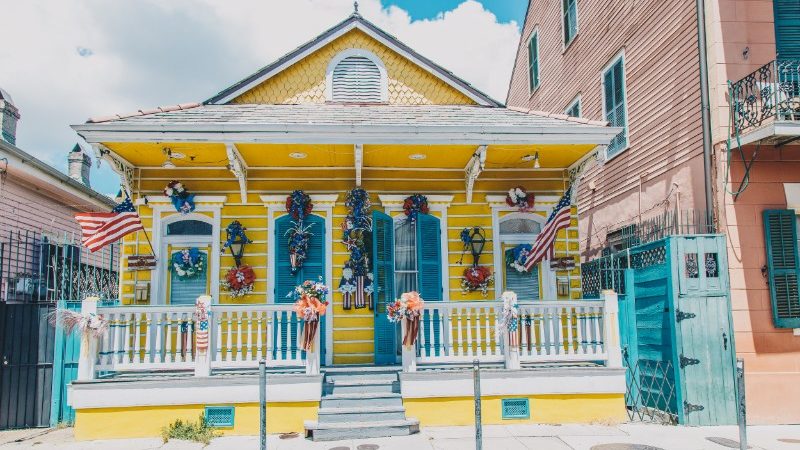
[508,0,800,424]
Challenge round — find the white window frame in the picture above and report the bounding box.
[561,0,579,50]
[564,94,582,117]
[325,48,388,103]
[600,50,629,160]
[527,29,541,94]
[487,196,557,300]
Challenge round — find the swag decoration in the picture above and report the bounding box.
[163,180,196,214]
[285,190,314,274]
[171,248,206,280]
[506,244,533,273]
[339,188,373,310]
[221,266,255,298]
[403,194,429,223]
[48,300,109,338]
[505,186,535,212]
[495,291,519,346]
[461,265,495,297]
[292,279,329,351]
[387,291,424,347]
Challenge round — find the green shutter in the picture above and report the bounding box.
[528,33,539,91]
[274,215,298,303]
[775,0,800,59]
[604,58,627,156]
[763,209,800,328]
[563,0,577,44]
[416,213,442,301]
[373,210,396,365]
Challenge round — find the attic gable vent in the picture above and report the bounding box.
[327,50,387,103]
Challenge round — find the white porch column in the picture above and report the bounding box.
[194,295,212,377]
[602,290,622,368]
[76,297,98,381]
[503,333,521,370]
[401,318,417,372]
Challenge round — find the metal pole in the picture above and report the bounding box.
[473,359,482,450]
[736,358,747,450]
[695,0,715,221]
[259,359,267,450]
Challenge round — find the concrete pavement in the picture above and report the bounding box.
[1,424,800,449]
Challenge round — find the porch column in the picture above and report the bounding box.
[194,295,212,377]
[503,332,521,370]
[401,319,416,372]
[306,325,321,375]
[602,290,622,368]
[76,297,98,381]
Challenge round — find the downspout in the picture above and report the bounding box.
[696,0,714,223]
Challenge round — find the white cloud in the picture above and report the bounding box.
[0,0,520,193]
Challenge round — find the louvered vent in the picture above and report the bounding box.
[332,56,383,103]
[501,398,530,419]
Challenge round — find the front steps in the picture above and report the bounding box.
[304,368,419,441]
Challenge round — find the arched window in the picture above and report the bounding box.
[326,49,388,103]
[499,214,546,301]
[161,215,213,305]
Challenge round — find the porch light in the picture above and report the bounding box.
[224,220,251,267]
[468,226,486,266]
[289,152,307,159]
[409,153,426,160]
[522,152,541,169]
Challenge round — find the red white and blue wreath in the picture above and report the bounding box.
[163,180,196,214]
[338,188,374,310]
[506,186,535,212]
[285,190,314,274]
[506,244,533,273]
[403,194,429,223]
[171,247,206,280]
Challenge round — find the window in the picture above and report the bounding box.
[329,51,386,103]
[528,32,540,92]
[394,219,418,297]
[763,209,800,328]
[774,0,800,59]
[160,216,214,305]
[167,220,212,236]
[603,54,628,157]
[499,214,543,301]
[565,95,581,117]
[563,0,578,46]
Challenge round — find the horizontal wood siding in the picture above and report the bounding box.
[0,174,91,237]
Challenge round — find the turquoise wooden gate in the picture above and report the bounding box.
[50,301,80,426]
[612,235,737,425]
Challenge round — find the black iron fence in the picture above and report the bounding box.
[0,230,119,303]
[730,58,800,135]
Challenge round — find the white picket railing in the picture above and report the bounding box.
[94,302,305,374]
[517,300,606,362]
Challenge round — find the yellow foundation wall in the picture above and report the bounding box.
[73,402,317,441]
[403,394,626,426]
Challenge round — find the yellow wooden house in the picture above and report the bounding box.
[69,11,626,441]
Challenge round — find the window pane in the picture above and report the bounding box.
[169,251,208,305]
[167,220,212,236]
[528,34,539,90]
[394,220,417,296]
[505,250,539,301]
[500,218,542,235]
[605,59,627,156]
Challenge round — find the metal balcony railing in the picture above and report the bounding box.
[730,59,800,135]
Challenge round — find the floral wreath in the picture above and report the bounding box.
[286,190,313,222]
[387,291,424,323]
[164,180,196,214]
[222,220,252,253]
[221,265,255,298]
[403,194,429,223]
[506,244,533,273]
[506,186,535,211]
[344,188,372,232]
[292,279,330,322]
[461,265,494,297]
[171,248,206,280]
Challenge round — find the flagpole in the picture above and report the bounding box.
[140,226,157,260]
[128,188,157,260]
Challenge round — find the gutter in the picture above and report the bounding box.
[696,0,715,219]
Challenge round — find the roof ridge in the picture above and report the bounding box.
[506,106,608,126]
[87,102,201,124]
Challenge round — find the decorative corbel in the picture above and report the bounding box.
[566,145,606,203]
[226,143,248,203]
[91,143,135,196]
[354,144,363,186]
[464,145,487,204]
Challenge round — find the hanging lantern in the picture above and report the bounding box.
[468,227,486,267]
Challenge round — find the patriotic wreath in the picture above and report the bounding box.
[171,248,205,280]
[285,190,315,274]
[221,265,256,298]
[506,244,533,273]
[163,180,196,214]
[403,194,429,223]
[461,265,494,297]
[286,190,313,222]
[505,186,535,211]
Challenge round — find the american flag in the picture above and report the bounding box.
[524,187,573,271]
[75,197,143,252]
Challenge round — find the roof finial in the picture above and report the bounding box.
[353,1,359,15]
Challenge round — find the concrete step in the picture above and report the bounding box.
[324,372,399,384]
[304,418,420,441]
[325,379,399,394]
[320,392,403,408]
[316,405,407,423]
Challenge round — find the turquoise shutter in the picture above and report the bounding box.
[416,213,442,301]
[301,215,326,362]
[605,59,627,156]
[775,0,800,59]
[274,216,297,303]
[763,210,800,328]
[373,210,396,365]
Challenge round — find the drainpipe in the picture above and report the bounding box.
[696,0,714,221]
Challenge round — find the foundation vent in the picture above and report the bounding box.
[501,398,530,419]
[204,405,235,427]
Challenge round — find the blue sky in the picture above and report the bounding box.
[1,0,524,198]
[383,0,527,25]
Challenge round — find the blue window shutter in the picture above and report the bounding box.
[775,0,800,59]
[301,215,326,362]
[763,210,800,328]
[274,215,298,303]
[169,251,207,305]
[528,34,539,91]
[605,58,627,156]
[373,210,396,365]
[416,213,442,301]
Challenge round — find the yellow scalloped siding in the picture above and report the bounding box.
[231,29,476,105]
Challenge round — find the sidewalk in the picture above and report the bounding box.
[2,424,800,450]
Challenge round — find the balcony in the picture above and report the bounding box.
[729,59,800,147]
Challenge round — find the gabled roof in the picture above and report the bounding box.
[204,13,503,107]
